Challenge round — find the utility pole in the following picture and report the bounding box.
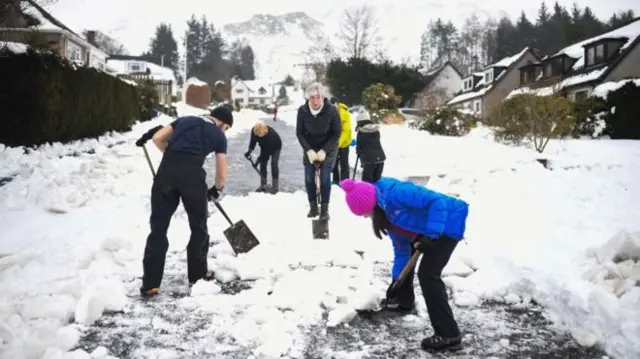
[161,55,165,67]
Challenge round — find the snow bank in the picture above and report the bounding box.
[185,77,208,87]
[2,109,640,358]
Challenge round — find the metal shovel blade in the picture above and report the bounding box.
[223,220,260,254]
[312,218,329,239]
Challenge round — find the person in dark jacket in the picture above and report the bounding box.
[296,82,341,220]
[340,177,469,353]
[245,120,282,193]
[355,111,386,183]
[134,107,233,297]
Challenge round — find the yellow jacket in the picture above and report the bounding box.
[336,102,352,148]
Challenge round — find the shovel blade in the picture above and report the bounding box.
[223,220,260,255]
[312,219,329,239]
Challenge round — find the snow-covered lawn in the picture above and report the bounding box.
[1,105,639,359]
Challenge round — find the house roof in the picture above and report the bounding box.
[448,47,536,105]
[105,59,176,83]
[1,2,106,57]
[508,17,640,97]
[234,79,274,98]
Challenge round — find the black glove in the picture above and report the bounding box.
[207,186,222,201]
[412,235,435,253]
[244,151,252,160]
[136,125,163,147]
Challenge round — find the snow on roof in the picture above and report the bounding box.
[105,59,176,83]
[488,47,530,68]
[243,80,273,92]
[506,67,608,99]
[448,85,493,105]
[186,77,208,87]
[553,18,640,70]
[0,41,27,54]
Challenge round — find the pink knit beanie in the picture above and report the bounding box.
[340,179,377,216]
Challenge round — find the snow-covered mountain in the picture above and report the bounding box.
[222,12,332,82]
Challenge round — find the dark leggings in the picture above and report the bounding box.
[259,149,280,179]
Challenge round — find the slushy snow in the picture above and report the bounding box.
[1,103,639,358]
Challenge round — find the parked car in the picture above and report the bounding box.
[349,105,365,115]
[398,107,424,122]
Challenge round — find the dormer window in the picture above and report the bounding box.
[462,78,473,91]
[485,71,493,83]
[544,63,552,77]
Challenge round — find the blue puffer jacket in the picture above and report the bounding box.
[374,177,469,280]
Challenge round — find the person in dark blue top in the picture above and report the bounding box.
[134,106,233,297]
[340,177,469,353]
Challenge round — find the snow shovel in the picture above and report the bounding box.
[142,146,156,177]
[311,163,329,239]
[211,200,260,255]
[357,251,422,315]
[351,156,359,180]
[245,155,273,194]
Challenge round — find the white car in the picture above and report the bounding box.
[398,107,424,122]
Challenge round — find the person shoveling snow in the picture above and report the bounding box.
[244,121,282,194]
[135,107,233,297]
[340,177,469,353]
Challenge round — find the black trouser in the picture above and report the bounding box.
[361,162,384,183]
[332,147,350,184]
[142,152,210,289]
[393,237,461,338]
[259,148,280,180]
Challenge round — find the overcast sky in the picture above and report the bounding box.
[49,0,640,63]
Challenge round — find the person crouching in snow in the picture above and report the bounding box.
[354,110,386,183]
[340,177,469,352]
[296,82,341,220]
[134,107,233,297]
[244,120,282,193]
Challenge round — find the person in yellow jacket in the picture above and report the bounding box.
[330,97,353,184]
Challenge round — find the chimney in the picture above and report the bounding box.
[86,30,97,47]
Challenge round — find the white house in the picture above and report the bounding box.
[447,47,540,119]
[231,77,275,108]
[412,61,463,108]
[105,55,177,105]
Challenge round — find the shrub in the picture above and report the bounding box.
[138,79,159,122]
[490,94,574,153]
[601,81,640,139]
[571,96,607,138]
[0,52,141,147]
[409,107,477,136]
[362,83,402,123]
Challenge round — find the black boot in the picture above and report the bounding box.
[420,335,462,352]
[256,177,267,192]
[307,201,318,218]
[270,178,279,194]
[319,203,330,220]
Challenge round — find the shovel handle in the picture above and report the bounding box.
[388,251,421,297]
[352,156,359,180]
[212,200,234,227]
[142,146,156,177]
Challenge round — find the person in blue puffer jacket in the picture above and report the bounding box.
[340,177,469,353]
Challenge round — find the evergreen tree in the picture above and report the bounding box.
[145,23,179,76]
[492,17,519,61]
[282,74,295,86]
[515,11,536,52]
[239,45,255,80]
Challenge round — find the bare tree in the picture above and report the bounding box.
[337,5,380,59]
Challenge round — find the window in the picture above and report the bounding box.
[259,99,266,105]
[574,90,588,101]
[545,63,552,77]
[128,62,144,72]
[258,87,267,95]
[595,44,604,63]
[587,47,595,66]
[485,71,493,83]
[522,71,529,84]
[235,89,244,94]
[66,41,82,62]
